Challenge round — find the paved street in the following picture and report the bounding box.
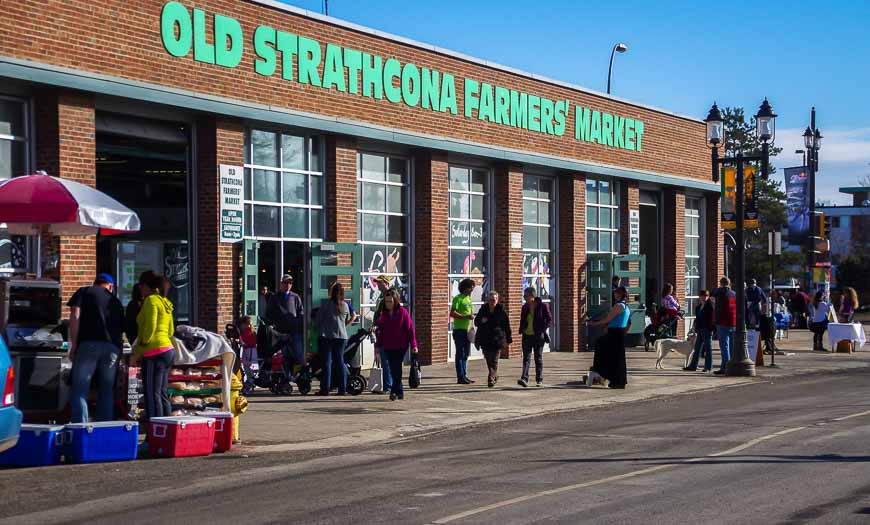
[2,353,870,524]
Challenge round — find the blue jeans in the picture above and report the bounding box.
[70,341,120,423]
[143,349,175,420]
[320,338,347,394]
[378,347,393,392]
[452,329,470,380]
[384,348,407,397]
[717,326,734,371]
[688,328,714,371]
[281,333,304,377]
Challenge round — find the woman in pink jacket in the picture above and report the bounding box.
[374,289,418,401]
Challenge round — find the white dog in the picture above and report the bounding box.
[654,333,697,369]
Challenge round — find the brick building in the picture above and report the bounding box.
[0,0,722,365]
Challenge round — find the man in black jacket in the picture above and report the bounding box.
[265,274,304,377]
[684,289,715,372]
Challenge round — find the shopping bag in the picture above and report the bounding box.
[408,355,422,389]
[368,366,384,393]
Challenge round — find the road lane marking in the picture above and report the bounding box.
[431,426,806,524]
[831,408,870,421]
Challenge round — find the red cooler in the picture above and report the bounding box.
[148,416,215,458]
[196,411,233,452]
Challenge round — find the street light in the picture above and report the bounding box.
[705,98,777,377]
[607,43,628,95]
[804,108,822,290]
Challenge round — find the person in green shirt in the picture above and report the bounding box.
[450,278,476,384]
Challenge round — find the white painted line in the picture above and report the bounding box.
[431,426,807,524]
[414,492,447,498]
[831,408,870,422]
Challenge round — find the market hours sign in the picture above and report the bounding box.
[220,165,244,243]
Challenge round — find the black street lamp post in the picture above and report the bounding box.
[803,112,822,289]
[704,99,776,377]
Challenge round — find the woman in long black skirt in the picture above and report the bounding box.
[587,286,631,389]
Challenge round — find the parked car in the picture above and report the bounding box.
[0,336,22,453]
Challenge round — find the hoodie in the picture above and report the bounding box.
[134,294,175,357]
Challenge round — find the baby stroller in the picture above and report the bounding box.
[297,328,371,396]
[643,306,684,351]
[254,320,304,396]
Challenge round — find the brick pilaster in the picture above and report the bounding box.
[706,192,724,292]
[35,90,96,309]
[493,164,524,358]
[413,150,449,365]
[196,118,244,332]
[663,188,686,337]
[325,136,357,243]
[557,172,586,352]
[619,180,640,253]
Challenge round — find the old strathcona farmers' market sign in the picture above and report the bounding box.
[159,1,647,152]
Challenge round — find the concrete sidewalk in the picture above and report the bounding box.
[238,328,870,452]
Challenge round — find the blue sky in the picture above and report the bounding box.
[283,0,870,204]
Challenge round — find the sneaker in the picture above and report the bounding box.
[536,381,543,387]
[703,369,713,374]
[682,367,697,372]
[487,380,495,388]
[517,379,528,388]
[458,377,473,385]
[389,392,397,401]
[713,370,726,375]
[465,377,476,384]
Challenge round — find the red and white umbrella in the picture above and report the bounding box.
[0,172,140,276]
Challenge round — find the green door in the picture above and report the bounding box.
[310,243,362,312]
[613,254,647,347]
[586,253,614,350]
[243,239,259,319]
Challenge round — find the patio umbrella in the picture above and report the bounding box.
[0,171,140,276]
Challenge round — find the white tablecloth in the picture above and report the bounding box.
[828,323,866,350]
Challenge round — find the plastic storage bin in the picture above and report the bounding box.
[196,411,233,452]
[149,416,215,458]
[0,424,65,467]
[65,421,139,464]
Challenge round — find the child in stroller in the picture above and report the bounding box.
[297,324,371,396]
[253,319,305,396]
[643,285,685,351]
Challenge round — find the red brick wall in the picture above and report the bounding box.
[557,172,586,352]
[196,117,244,331]
[493,164,524,357]
[619,180,639,252]
[413,150,449,365]
[1,1,709,183]
[325,136,357,243]
[663,188,686,337]
[34,90,97,309]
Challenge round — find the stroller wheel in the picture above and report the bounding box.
[279,382,293,396]
[297,380,312,395]
[348,375,365,396]
[269,385,279,395]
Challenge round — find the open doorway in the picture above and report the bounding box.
[639,191,660,313]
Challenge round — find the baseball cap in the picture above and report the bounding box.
[375,275,391,285]
[96,273,115,285]
[281,274,293,282]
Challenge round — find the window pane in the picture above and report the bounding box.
[523,225,538,249]
[600,231,612,253]
[538,201,550,224]
[387,185,403,213]
[450,193,469,218]
[613,209,619,230]
[310,209,323,239]
[587,230,599,252]
[600,207,612,229]
[586,179,598,204]
[251,130,279,167]
[523,176,537,198]
[387,216,404,243]
[253,169,279,202]
[0,140,25,180]
[450,221,469,246]
[470,170,486,192]
[362,182,386,211]
[599,180,612,205]
[539,178,553,200]
[539,227,549,249]
[449,167,468,190]
[469,250,486,275]
[469,222,485,247]
[523,200,538,224]
[281,134,305,170]
[387,157,406,183]
[361,153,385,181]
[244,204,252,236]
[470,194,485,220]
[0,101,24,136]
[253,205,279,237]
[310,136,321,172]
[310,175,323,205]
[282,207,307,238]
[282,172,307,204]
[365,245,386,274]
[449,249,468,274]
[362,213,385,242]
[244,168,252,200]
[385,246,404,274]
[586,206,598,228]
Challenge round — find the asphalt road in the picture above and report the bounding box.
[3,369,870,525]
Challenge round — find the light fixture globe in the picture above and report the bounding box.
[705,102,724,147]
[803,127,814,150]
[813,128,822,150]
[755,98,776,143]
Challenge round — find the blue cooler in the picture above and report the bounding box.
[0,424,65,467]
[65,421,139,464]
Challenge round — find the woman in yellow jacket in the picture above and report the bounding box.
[134,273,175,420]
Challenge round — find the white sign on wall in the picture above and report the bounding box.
[219,165,244,243]
[629,209,640,255]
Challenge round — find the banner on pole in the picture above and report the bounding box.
[721,165,759,230]
[784,166,810,245]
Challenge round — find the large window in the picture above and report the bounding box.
[586,178,619,254]
[358,152,410,325]
[684,198,703,324]
[0,97,31,273]
[522,175,554,301]
[243,129,323,240]
[449,165,489,314]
